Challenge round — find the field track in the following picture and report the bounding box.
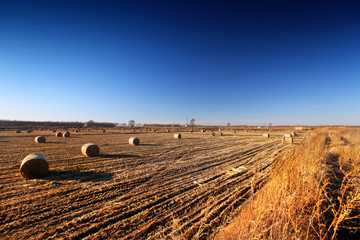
[0,129,300,239]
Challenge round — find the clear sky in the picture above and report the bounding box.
[1,0,360,126]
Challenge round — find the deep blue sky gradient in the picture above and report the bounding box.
[1,0,360,125]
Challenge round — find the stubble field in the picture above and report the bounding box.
[0,128,302,239]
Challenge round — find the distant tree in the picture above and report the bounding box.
[128,120,135,127]
[85,120,96,127]
[190,118,196,126]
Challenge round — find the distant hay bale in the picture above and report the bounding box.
[52,129,56,133]
[103,129,106,132]
[174,134,181,139]
[20,154,49,179]
[75,129,79,132]
[190,129,193,133]
[167,129,170,132]
[218,132,223,136]
[201,129,206,133]
[63,132,70,137]
[16,130,21,133]
[291,131,297,136]
[232,130,236,133]
[282,136,293,144]
[81,143,100,157]
[129,137,140,145]
[35,136,46,143]
[55,132,62,137]
[27,129,33,133]
[263,133,270,138]
[210,131,215,136]
[284,133,293,138]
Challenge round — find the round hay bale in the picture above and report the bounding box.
[55,132,62,137]
[284,133,292,138]
[129,137,140,145]
[263,133,270,138]
[35,136,46,143]
[20,154,49,179]
[201,129,206,133]
[190,129,193,133]
[16,130,21,133]
[218,132,223,136]
[81,143,100,157]
[232,130,236,133]
[174,134,181,139]
[27,129,33,133]
[63,132,70,137]
[75,129,79,133]
[167,129,170,132]
[210,131,215,136]
[282,136,293,144]
[103,129,106,132]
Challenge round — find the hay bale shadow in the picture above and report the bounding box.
[140,144,161,146]
[43,170,114,182]
[100,154,139,158]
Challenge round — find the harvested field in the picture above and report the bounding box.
[0,128,305,239]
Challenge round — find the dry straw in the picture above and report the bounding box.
[55,132,62,137]
[129,137,140,145]
[174,134,181,139]
[81,143,100,157]
[63,132,70,137]
[20,154,49,179]
[35,136,46,143]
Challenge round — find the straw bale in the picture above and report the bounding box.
[129,137,140,145]
[63,132,70,137]
[35,136,46,143]
[20,154,49,178]
[81,143,100,157]
[174,134,181,139]
[55,132,62,137]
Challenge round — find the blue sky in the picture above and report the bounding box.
[1,0,360,125]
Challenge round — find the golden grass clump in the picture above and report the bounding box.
[81,143,100,157]
[216,128,360,240]
[35,136,46,143]
[174,134,181,139]
[55,132,62,137]
[129,137,140,146]
[20,154,49,179]
[63,131,70,137]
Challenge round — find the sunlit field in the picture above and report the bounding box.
[1,127,300,239]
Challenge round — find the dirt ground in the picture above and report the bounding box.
[0,128,303,239]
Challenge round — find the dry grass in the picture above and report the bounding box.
[215,127,360,240]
